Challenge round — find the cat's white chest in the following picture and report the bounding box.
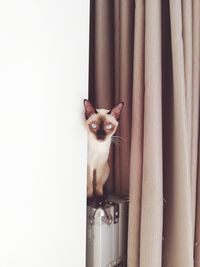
[88,136,110,169]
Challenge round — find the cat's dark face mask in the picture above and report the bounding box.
[94,117,109,141]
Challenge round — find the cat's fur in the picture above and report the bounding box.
[83,99,124,197]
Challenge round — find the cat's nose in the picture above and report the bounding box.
[96,130,106,140]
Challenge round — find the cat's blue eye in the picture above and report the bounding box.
[106,123,113,130]
[91,122,97,129]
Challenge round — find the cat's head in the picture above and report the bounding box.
[83,99,124,142]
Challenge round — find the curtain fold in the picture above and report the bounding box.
[113,0,134,194]
[139,0,163,266]
[195,148,200,267]
[162,1,194,266]
[89,0,200,266]
[127,1,144,265]
[193,0,200,265]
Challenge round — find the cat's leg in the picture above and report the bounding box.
[87,166,94,197]
[95,162,110,196]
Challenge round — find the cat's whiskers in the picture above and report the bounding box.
[112,135,126,141]
[111,138,121,147]
[111,135,126,148]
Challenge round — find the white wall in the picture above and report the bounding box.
[0,1,89,266]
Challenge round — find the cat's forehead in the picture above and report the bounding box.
[86,108,117,125]
[96,108,110,115]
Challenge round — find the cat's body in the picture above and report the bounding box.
[84,101,123,197]
[87,109,111,197]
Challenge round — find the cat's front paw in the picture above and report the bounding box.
[95,184,103,197]
[87,186,93,198]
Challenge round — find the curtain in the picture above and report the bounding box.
[89,0,200,267]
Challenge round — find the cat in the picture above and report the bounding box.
[83,99,124,197]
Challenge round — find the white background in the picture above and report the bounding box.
[0,1,89,266]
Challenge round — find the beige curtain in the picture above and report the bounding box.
[89,0,200,266]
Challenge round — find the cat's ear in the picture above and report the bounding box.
[109,102,124,120]
[83,99,97,119]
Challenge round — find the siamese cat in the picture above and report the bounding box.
[83,99,124,197]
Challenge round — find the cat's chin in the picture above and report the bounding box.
[97,139,106,142]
